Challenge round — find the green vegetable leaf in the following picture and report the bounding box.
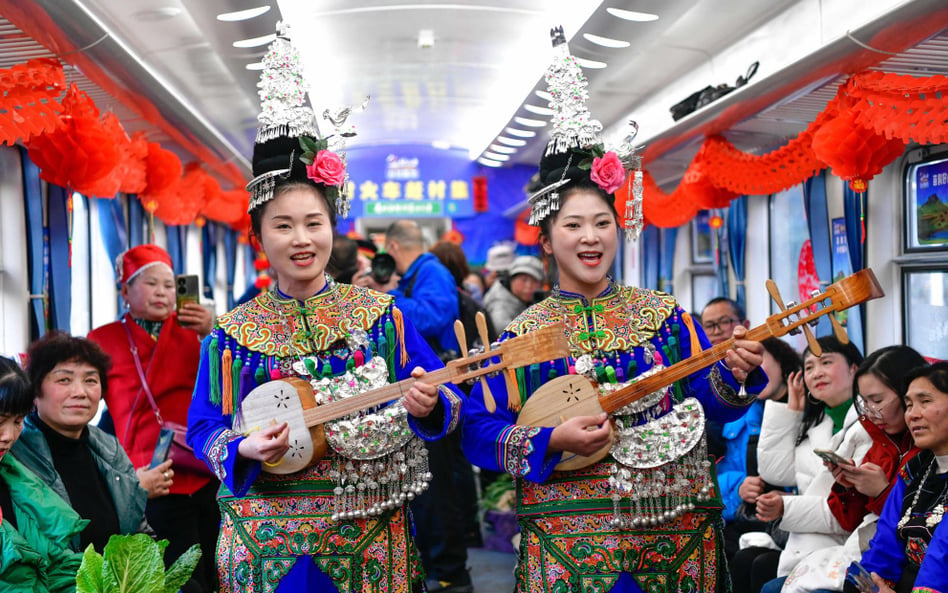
[102,534,165,593]
[76,544,105,593]
[163,545,202,593]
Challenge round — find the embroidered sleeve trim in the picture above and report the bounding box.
[440,386,462,434]
[497,425,543,477]
[203,427,243,482]
[710,364,747,407]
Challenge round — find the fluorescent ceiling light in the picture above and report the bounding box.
[534,90,552,102]
[482,151,510,162]
[218,6,271,21]
[489,144,517,154]
[504,128,535,139]
[574,57,607,69]
[478,158,502,167]
[234,34,277,48]
[246,62,264,71]
[514,116,546,128]
[606,7,659,22]
[523,104,554,116]
[583,33,630,48]
[497,136,527,147]
[431,140,451,150]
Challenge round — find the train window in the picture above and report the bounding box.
[767,184,809,312]
[904,154,948,252]
[70,193,91,335]
[902,268,948,360]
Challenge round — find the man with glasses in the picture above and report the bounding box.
[700,297,750,346]
[701,297,751,459]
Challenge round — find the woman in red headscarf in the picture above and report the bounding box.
[87,243,218,593]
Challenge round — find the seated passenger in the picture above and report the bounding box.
[844,362,948,593]
[756,337,869,593]
[0,356,85,592]
[12,332,155,552]
[828,346,926,532]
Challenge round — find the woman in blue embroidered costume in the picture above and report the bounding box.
[185,24,461,593]
[460,27,766,593]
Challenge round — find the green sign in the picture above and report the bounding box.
[365,201,444,216]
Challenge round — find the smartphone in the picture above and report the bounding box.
[150,427,175,468]
[175,274,200,313]
[813,448,851,466]
[845,561,879,593]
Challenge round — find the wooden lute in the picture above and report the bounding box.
[516,268,884,471]
[235,321,570,474]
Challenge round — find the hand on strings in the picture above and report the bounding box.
[402,367,440,418]
[755,490,785,522]
[549,413,612,456]
[238,422,290,464]
[786,370,806,412]
[722,325,764,384]
[177,302,214,338]
[136,459,173,499]
[840,462,889,498]
[739,475,765,504]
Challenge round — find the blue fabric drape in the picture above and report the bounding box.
[20,146,47,339]
[842,183,866,352]
[714,212,729,298]
[202,223,219,299]
[96,196,129,312]
[642,225,660,290]
[47,184,72,331]
[165,225,187,275]
[803,173,832,336]
[223,228,238,310]
[727,196,748,308]
[660,227,678,294]
[128,194,144,247]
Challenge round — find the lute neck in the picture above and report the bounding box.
[600,324,773,414]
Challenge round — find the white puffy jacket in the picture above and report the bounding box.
[756,400,873,577]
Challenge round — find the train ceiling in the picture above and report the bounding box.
[0,0,946,190]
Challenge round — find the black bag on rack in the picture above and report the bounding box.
[669,61,759,121]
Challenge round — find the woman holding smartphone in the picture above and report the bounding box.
[87,243,218,593]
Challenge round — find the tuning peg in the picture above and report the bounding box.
[767,280,822,355]
[829,314,850,344]
[474,312,497,413]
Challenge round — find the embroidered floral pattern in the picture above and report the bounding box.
[508,284,676,356]
[216,459,422,592]
[498,425,542,477]
[709,364,743,407]
[216,283,392,356]
[204,428,243,482]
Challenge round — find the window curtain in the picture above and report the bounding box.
[727,196,748,309]
[47,184,71,331]
[202,223,219,300]
[20,146,47,339]
[223,227,238,310]
[803,173,832,337]
[842,183,866,352]
[642,225,660,290]
[660,227,678,294]
[715,211,730,298]
[128,195,145,247]
[96,196,129,313]
[165,225,187,275]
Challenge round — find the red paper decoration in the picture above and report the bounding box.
[0,58,66,145]
[812,99,906,192]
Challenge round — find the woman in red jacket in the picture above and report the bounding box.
[87,244,218,593]
[827,345,928,531]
